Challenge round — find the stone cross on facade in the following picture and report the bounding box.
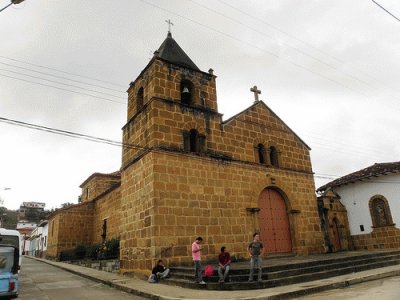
[165,19,174,33]
[250,85,261,102]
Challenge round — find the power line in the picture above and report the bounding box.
[0,116,393,184]
[190,0,380,97]
[0,61,125,94]
[217,0,400,99]
[0,116,145,150]
[372,0,400,23]
[0,55,126,88]
[0,73,126,104]
[140,0,400,113]
[0,68,126,100]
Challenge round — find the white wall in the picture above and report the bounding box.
[332,174,400,235]
[41,224,48,252]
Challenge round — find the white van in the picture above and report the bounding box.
[0,229,21,271]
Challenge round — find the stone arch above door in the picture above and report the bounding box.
[258,188,292,254]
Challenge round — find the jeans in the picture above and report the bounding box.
[194,260,203,282]
[249,256,262,281]
[217,265,230,281]
[156,268,170,279]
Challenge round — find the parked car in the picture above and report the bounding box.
[0,245,19,298]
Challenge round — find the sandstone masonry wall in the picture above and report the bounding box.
[120,150,323,273]
[352,226,400,250]
[47,202,94,258]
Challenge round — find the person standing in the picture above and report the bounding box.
[248,233,264,282]
[192,236,206,284]
[217,246,231,283]
[152,259,170,280]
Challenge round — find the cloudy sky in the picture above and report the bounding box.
[0,0,399,211]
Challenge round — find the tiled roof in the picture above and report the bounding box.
[156,32,200,71]
[317,162,400,192]
[79,170,121,188]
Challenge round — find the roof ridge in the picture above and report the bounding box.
[155,32,200,71]
[317,161,400,192]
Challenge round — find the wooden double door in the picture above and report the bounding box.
[258,188,292,253]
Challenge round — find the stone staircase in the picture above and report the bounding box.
[162,250,400,290]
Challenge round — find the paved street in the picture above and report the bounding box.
[300,276,400,299]
[19,257,145,300]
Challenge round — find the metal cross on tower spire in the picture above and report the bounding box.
[165,19,174,33]
[250,85,261,103]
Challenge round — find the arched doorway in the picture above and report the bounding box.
[331,218,341,252]
[258,188,292,253]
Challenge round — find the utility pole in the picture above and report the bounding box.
[0,0,25,13]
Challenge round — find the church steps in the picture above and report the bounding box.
[162,250,400,290]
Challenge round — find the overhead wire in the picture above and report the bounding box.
[217,0,400,99]
[372,0,400,23]
[0,116,144,150]
[2,116,396,184]
[0,73,126,104]
[0,68,126,100]
[0,55,126,89]
[1,2,396,183]
[0,61,126,94]
[139,0,400,113]
[190,0,379,96]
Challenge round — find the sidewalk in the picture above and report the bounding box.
[25,256,400,300]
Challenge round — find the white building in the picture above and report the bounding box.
[16,220,37,255]
[317,162,400,250]
[29,220,49,257]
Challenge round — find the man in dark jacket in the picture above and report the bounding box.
[152,259,170,280]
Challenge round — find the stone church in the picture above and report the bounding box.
[47,31,324,273]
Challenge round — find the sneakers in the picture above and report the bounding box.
[198,280,206,285]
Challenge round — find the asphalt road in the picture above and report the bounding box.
[300,275,400,299]
[19,257,146,300]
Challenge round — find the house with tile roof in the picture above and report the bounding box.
[317,162,400,251]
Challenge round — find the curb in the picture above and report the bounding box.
[25,256,159,300]
[24,256,400,300]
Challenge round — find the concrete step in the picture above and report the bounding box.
[162,250,400,290]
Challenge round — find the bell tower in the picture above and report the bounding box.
[121,32,221,168]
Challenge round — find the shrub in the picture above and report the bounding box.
[74,245,86,259]
[99,238,120,259]
[59,249,75,261]
[86,244,101,259]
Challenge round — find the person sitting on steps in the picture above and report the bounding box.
[152,259,170,281]
[217,246,231,283]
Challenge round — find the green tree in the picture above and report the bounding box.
[60,202,74,209]
[0,207,18,229]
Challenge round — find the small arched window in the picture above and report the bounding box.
[183,129,205,153]
[269,146,279,167]
[369,196,393,227]
[137,87,144,111]
[189,129,198,152]
[180,80,194,105]
[257,144,266,164]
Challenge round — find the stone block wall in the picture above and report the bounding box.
[47,202,94,258]
[120,153,155,273]
[221,103,312,172]
[80,173,120,203]
[127,59,217,121]
[352,226,400,250]
[122,98,311,175]
[119,150,323,273]
[92,185,121,244]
